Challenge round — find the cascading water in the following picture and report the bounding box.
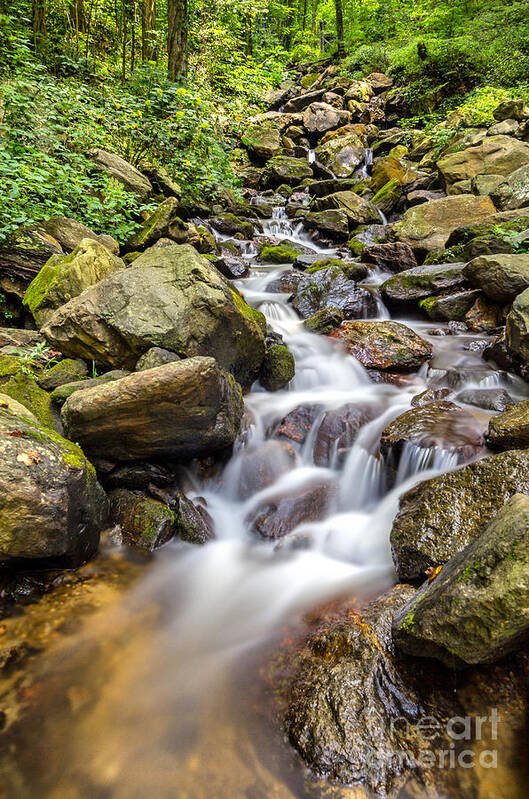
[6,193,522,799]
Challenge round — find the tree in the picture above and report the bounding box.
[334,0,344,57]
[167,0,187,81]
[142,0,156,61]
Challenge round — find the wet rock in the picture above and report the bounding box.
[208,213,254,238]
[86,148,153,197]
[381,263,467,304]
[259,343,295,391]
[312,190,379,225]
[109,489,177,552]
[437,136,529,185]
[302,306,344,334]
[302,102,349,134]
[486,398,529,449]
[272,405,321,446]
[233,441,298,500]
[360,241,418,273]
[393,494,529,666]
[37,359,88,391]
[390,448,529,580]
[456,388,514,412]
[329,320,432,371]
[259,241,312,263]
[241,120,281,159]
[263,156,313,187]
[372,178,402,215]
[392,195,496,253]
[307,257,367,281]
[315,132,365,177]
[465,294,501,333]
[419,289,482,321]
[248,479,335,539]
[214,255,249,279]
[302,209,349,238]
[104,461,175,490]
[506,286,529,363]
[380,401,483,465]
[173,492,215,545]
[50,370,129,406]
[313,403,380,466]
[61,358,244,462]
[135,347,180,371]
[284,89,327,114]
[410,387,451,407]
[24,238,125,326]
[41,216,119,254]
[42,244,266,389]
[292,266,377,319]
[0,405,107,568]
[266,269,303,293]
[125,197,182,251]
[464,253,529,303]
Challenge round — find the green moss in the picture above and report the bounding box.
[306,258,347,274]
[0,354,27,378]
[23,253,65,317]
[230,288,267,335]
[259,244,298,263]
[347,236,364,256]
[260,343,295,391]
[372,177,401,208]
[2,373,58,430]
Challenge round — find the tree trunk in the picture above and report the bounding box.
[32,0,47,54]
[70,0,86,34]
[142,0,156,61]
[334,0,345,57]
[167,0,187,81]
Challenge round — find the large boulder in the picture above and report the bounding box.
[302,102,349,134]
[437,136,529,185]
[392,195,496,253]
[0,405,107,568]
[381,263,467,304]
[506,286,529,363]
[302,209,349,238]
[86,148,153,198]
[61,358,244,461]
[491,163,529,210]
[41,216,119,254]
[241,120,282,160]
[315,132,365,177]
[328,320,432,371]
[263,155,313,186]
[393,494,529,666]
[24,239,125,326]
[360,242,418,273]
[313,191,379,225]
[486,398,529,450]
[419,289,482,322]
[463,253,529,303]
[390,449,529,581]
[41,245,266,388]
[125,197,182,251]
[370,156,417,192]
[292,266,377,320]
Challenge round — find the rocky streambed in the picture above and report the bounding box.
[1,66,529,797]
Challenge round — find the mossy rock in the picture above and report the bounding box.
[2,372,59,431]
[260,344,295,391]
[306,258,367,281]
[300,72,319,89]
[109,489,177,552]
[372,178,402,215]
[125,197,181,251]
[303,306,344,334]
[258,244,299,264]
[50,370,129,406]
[38,358,88,391]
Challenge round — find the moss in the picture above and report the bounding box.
[2,373,58,430]
[259,244,299,263]
[0,354,28,379]
[230,288,267,335]
[306,258,347,274]
[260,343,295,391]
[38,358,88,391]
[2,411,89,471]
[372,178,401,208]
[419,296,437,314]
[23,254,64,316]
[348,236,364,257]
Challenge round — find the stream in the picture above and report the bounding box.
[2,164,528,799]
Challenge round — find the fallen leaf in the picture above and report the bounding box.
[17,450,41,466]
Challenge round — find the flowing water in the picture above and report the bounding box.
[2,191,527,798]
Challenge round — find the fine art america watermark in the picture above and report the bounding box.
[365,709,500,770]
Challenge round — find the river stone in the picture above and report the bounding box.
[292,266,377,320]
[371,178,402,215]
[50,370,129,406]
[390,449,529,581]
[494,99,529,122]
[0,392,37,422]
[1,371,60,431]
[456,388,514,412]
[259,344,295,391]
[61,358,243,462]
[437,136,529,185]
[381,263,467,304]
[307,178,360,197]
[312,190,380,225]
[491,163,529,211]
[208,213,254,238]
[272,405,321,447]
[313,402,380,466]
[214,255,249,279]
[247,479,335,539]
[393,494,529,666]
[266,269,302,293]
[486,398,529,450]
[284,89,327,113]
[380,401,483,465]
[303,103,349,134]
[370,156,417,192]
[41,244,266,388]
[329,320,432,371]
[419,289,482,321]
[37,358,89,391]
[24,238,125,326]
[41,216,119,254]
[263,156,313,187]
[505,286,529,362]
[392,195,496,253]
[135,347,180,371]
[360,242,418,273]
[125,197,182,250]
[86,148,153,197]
[465,294,501,332]
[109,489,177,552]
[0,406,107,567]
[315,133,365,177]
[241,120,281,159]
[302,209,349,238]
[303,306,344,334]
[463,253,529,303]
